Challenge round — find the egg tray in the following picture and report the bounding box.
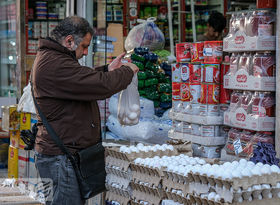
[106,174,131,190]
[105,165,132,181]
[187,171,280,191]
[106,155,131,172]
[130,181,167,205]
[165,191,191,205]
[189,193,280,205]
[105,191,131,205]
[130,163,164,187]
[105,183,132,199]
[106,147,178,162]
[162,170,190,195]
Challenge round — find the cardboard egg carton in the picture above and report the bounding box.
[105,183,131,198]
[162,170,190,195]
[170,111,224,125]
[189,193,280,205]
[165,191,190,204]
[223,70,276,92]
[167,140,193,156]
[131,182,166,205]
[106,155,131,172]
[169,131,226,146]
[105,165,132,180]
[130,163,164,187]
[106,147,178,162]
[224,108,275,131]
[223,31,276,52]
[106,173,131,190]
[105,191,130,205]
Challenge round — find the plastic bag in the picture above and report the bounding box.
[125,17,165,52]
[117,75,140,126]
[17,82,36,114]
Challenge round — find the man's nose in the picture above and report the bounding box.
[83,48,88,56]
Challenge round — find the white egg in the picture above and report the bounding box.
[167,145,174,151]
[208,192,216,200]
[251,167,261,176]
[261,166,271,175]
[232,170,241,178]
[253,185,262,190]
[198,159,206,165]
[247,161,255,168]
[241,168,252,177]
[128,112,137,120]
[270,165,280,173]
[223,162,232,168]
[239,159,248,165]
[231,161,239,167]
[135,158,141,164]
[124,149,131,154]
[256,162,264,167]
[262,184,271,189]
[130,104,140,112]
[136,143,144,148]
[214,194,221,202]
[222,172,232,180]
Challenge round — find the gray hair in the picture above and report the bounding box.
[50,16,94,46]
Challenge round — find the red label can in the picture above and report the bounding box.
[221,62,230,84]
[180,83,191,102]
[189,63,202,83]
[176,43,191,62]
[172,82,181,100]
[220,84,231,104]
[180,63,190,82]
[190,42,204,62]
[202,64,220,84]
[203,41,223,64]
[200,83,220,104]
[189,83,201,103]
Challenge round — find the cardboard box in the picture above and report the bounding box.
[223,31,276,52]
[224,69,276,91]
[169,131,226,146]
[28,150,39,192]
[9,130,20,148]
[170,111,223,125]
[18,149,29,184]
[224,108,275,131]
[7,145,18,178]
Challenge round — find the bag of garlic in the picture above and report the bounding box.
[117,74,140,126]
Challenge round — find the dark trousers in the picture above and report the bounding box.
[35,153,85,205]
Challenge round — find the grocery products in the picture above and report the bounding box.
[203,41,223,64]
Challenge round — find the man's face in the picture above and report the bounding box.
[75,32,92,59]
[207,25,219,40]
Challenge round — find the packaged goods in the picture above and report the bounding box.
[180,63,190,82]
[134,47,149,55]
[251,92,275,117]
[229,53,240,75]
[131,53,145,62]
[200,83,220,104]
[118,75,140,126]
[172,82,181,101]
[257,0,276,8]
[220,84,231,104]
[180,83,190,102]
[176,43,191,62]
[203,41,223,64]
[132,61,145,71]
[192,143,222,158]
[158,83,172,93]
[202,64,220,84]
[189,83,201,103]
[199,104,220,116]
[145,78,158,87]
[125,18,165,51]
[201,125,220,137]
[229,91,242,111]
[190,42,204,62]
[189,63,202,83]
[238,52,252,75]
[172,63,181,82]
[252,52,275,77]
[191,123,201,136]
[137,71,147,80]
[160,93,172,102]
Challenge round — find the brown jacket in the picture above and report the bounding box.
[32,38,134,155]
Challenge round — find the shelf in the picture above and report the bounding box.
[169,110,224,125]
[168,130,227,146]
[28,19,60,22]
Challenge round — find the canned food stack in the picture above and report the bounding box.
[222,9,277,161]
[170,41,231,159]
[35,1,47,20]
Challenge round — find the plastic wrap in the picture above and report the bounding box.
[17,83,36,114]
[124,17,165,52]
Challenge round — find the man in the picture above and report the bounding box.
[197,12,226,41]
[32,16,138,205]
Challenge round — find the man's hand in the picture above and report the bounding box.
[108,53,126,71]
[123,62,139,74]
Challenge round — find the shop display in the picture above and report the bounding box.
[223,10,276,51]
[223,9,277,162]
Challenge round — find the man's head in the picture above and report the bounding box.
[206,12,226,40]
[50,16,94,59]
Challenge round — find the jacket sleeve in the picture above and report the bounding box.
[36,57,134,101]
[94,65,108,72]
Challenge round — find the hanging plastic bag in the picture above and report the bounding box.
[17,82,36,114]
[117,75,140,126]
[125,17,165,52]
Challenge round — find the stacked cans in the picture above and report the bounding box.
[36,1,47,19]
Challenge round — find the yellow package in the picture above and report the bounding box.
[9,106,20,131]
[20,112,31,131]
[10,130,20,148]
[8,145,18,178]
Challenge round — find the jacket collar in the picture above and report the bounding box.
[38,37,77,60]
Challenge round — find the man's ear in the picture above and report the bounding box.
[63,35,74,49]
